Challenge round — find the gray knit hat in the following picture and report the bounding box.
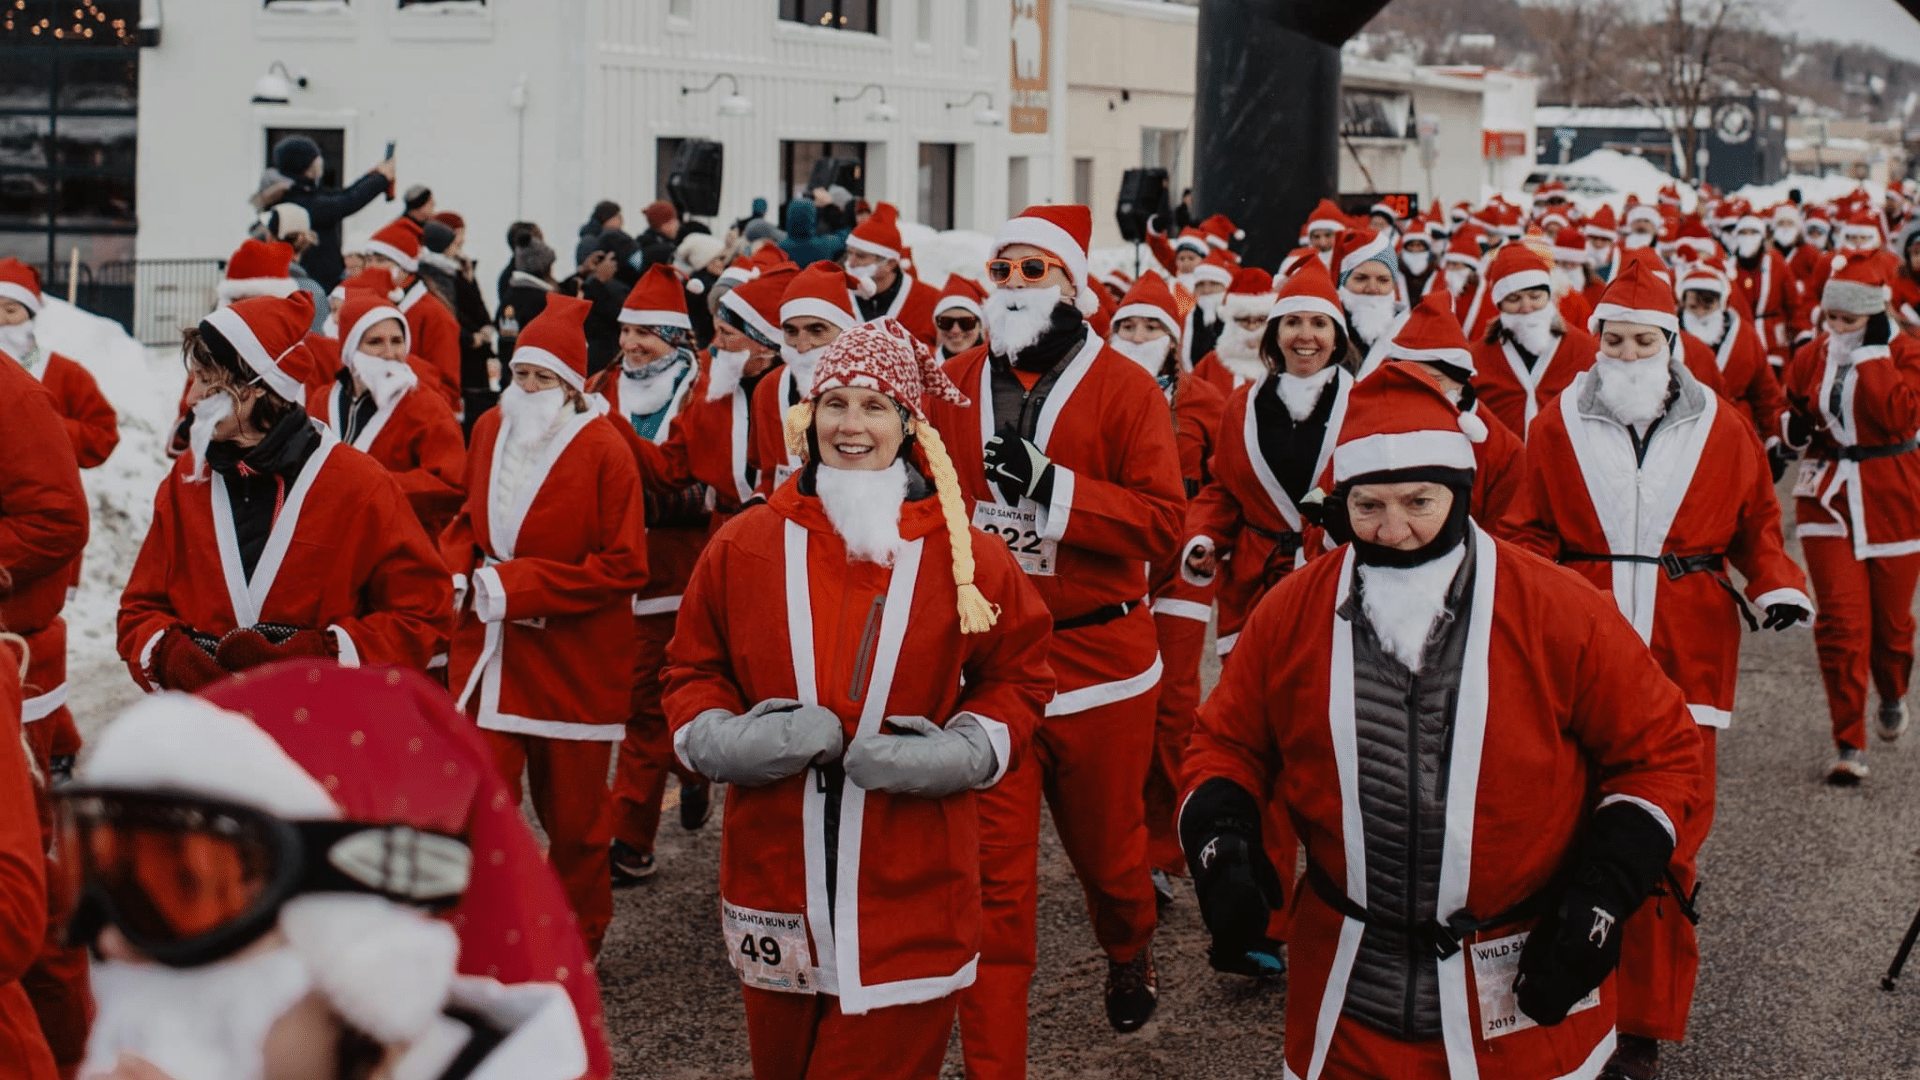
[1822,254,1890,317]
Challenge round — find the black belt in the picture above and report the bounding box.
[1560,550,1758,631]
[1839,437,1920,462]
[1305,860,1555,961]
[1054,598,1143,632]
[1246,522,1304,556]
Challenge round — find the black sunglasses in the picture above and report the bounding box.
[935,314,979,332]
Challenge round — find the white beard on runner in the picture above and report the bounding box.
[0,320,34,362]
[816,458,910,566]
[1444,267,1472,297]
[1276,364,1339,423]
[1359,542,1466,671]
[1594,354,1672,430]
[1108,334,1172,377]
[1215,322,1268,386]
[1681,308,1729,348]
[1500,306,1557,356]
[781,343,828,395]
[348,351,419,412]
[84,947,316,1080]
[706,347,752,402]
[985,285,1063,358]
[187,390,237,482]
[1402,251,1431,278]
[1341,289,1398,347]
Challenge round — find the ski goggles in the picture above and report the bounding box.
[985,254,1071,285]
[55,787,471,968]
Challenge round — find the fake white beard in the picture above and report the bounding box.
[1807,228,1831,250]
[619,353,686,418]
[1551,267,1581,296]
[1682,308,1729,348]
[1588,242,1614,267]
[1444,267,1473,297]
[816,458,909,566]
[499,383,569,451]
[1222,353,1268,386]
[706,347,751,402]
[1500,306,1557,357]
[1828,327,1867,359]
[1174,272,1197,292]
[348,351,418,412]
[1316,249,1334,270]
[781,343,827,395]
[1773,225,1801,249]
[1276,363,1338,423]
[1109,333,1173,377]
[1341,289,1398,346]
[1594,354,1672,430]
[1215,321,1264,365]
[1401,250,1431,278]
[1623,232,1654,250]
[1734,234,1763,258]
[1358,542,1466,671]
[847,261,880,282]
[84,946,316,1080]
[0,320,34,362]
[985,285,1063,358]
[1195,292,1223,321]
[188,391,236,482]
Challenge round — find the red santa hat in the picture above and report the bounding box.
[1277,247,1319,278]
[1531,180,1569,205]
[334,269,410,359]
[1219,266,1278,324]
[201,292,316,402]
[619,263,692,329]
[1449,200,1473,224]
[217,239,300,305]
[1094,266,1134,296]
[511,293,592,390]
[1267,255,1344,324]
[0,257,41,314]
[1624,203,1663,231]
[1331,227,1396,285]
[1584,204,1620,241]
[718,265,797,347]
[1199,213,1244,248]
[1589,253,1679,335]
[1305,198,1349,236]
[1112,273,1182,339]
[846,202,906,262]
[1550,225,1588,265]
[364,218,423,274]
[1771,202,1801,225]
[1171,228,1212,259]
[934,274,989,319]
[1804,205,1833,232]
[716,255,760,289]
[1190,249,1236,289]
[993,204,1099,317]
[78,665,608,1075]
[1841,208,1884,247]
[781,260,863,330]
[1677,252,1731,297]
[1823,252,1892,316]
[1658,182,1683,207]
[1385,289,1479,380]
[1485,241,1553,304]
[1443,224,1488,271]
[1333,361,1482,486]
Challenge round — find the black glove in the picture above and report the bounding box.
[1516,801,1675,1026]
[1763,602,1810,631]
[1864,311,1894,349]
[1766,439,1794,483]
[983,434,1056,506]
[1180,778,1287,978]
[1783,393,1816,451]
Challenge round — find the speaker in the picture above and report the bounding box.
[806,157,865,198]
[1115,167,1170,243]
[668,139,725,217]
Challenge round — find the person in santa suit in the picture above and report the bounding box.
[845,203,942,347]
[1548,226,1598,331]
[1191,266,1277,396]
[1332,229,1403,366]
[1728,210,1811,368]
[307,275,467,538]
[62,664,613,1080]
[1094,267,1133,307]
[360,217,464,412]
[1771,204,1820,282]
[663,318,1052,1080]
[1891,219,1920,335]
[1585,205,1622,295]
[442,294,648,956]
[1676,252,1792,460]
[1106,273,1227,910]
[1398,220,1439,300]
[934,275,989,361]
[1142,222,1212,288]
[583,265,716,885]
[1781,254,1920,784]
[119,293,452,694]
[923,205,1185,1073]
[1438,222,1490,339]
[1794,207,1835,286]
[1303,198,1350,267]
[1180,360,1702,1080]
[1180,249,1234,370]
[752,262,866,497]
[1473,240,1601,440]
[0,632,55,1079]
[1504,256,1811,1080]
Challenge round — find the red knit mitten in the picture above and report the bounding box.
[152,627,226,691]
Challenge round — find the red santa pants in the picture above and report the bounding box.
[1144,603,1210,875]
[483,731,615,956]
[1316,1018,1451,1079]
[957,689,1159,1080]
[610,614,702,855]
[1801,537,1920,750]
[1615,725,1715,1042]
[742,986,956,1080]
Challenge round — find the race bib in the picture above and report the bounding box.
[1792,458,1831,500]
[972,500,1058,576]
[1470,930,1599,1041]
[721,901,815,994]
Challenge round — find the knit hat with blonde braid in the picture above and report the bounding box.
[783,319,999,633]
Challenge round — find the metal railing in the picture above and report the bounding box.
[44,259,224,346]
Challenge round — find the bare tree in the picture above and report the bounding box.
[1527,0,1632,107]
[1601,0,1783,182]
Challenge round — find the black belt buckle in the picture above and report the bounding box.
[1418,918,1464,960]
[1659,552,1689,580]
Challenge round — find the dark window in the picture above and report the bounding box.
[263,0,351,7]
[1342,88,1413,140]
[0,1,140,277]
[397,0,485,7]
[779,0,878,33]
[656,137,683,202]
[781,141,866,205]
[918,143,955,231]
[266,127,345,191]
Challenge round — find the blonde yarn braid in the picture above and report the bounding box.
[0,632,39,787]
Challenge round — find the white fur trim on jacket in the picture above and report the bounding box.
[1588,302,1679,335]
[1332,429,1476,484]
[217,277,300,305]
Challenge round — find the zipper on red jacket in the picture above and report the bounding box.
[847,595,886,703]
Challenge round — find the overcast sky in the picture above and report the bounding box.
[1777,0,1920,64]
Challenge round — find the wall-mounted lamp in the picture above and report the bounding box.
[251,61,308,105]
[682,73,753,117]
[945,90,1003,127]
[834,83,897,123]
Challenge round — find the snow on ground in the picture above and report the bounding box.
[33,299,178,673]
[897,222,992,289]
[1729,173,1886,211]
[1517,149,1702,214]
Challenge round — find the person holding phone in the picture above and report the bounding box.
[269,135,395,291]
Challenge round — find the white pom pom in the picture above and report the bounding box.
[854,275,878,299]
[1234,229,1246,241]
[686,278,706,296]
[1458,409,1488,444]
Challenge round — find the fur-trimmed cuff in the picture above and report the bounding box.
[472,567,508,624]
[1752,586,1814,626]
[957,711,1012,788]
[1038,467,1074,543]
[328,626,361,667]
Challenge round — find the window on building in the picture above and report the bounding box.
[1072,157,1093,207]
[266,128,344,191]
[918,144,955,231]
[1007,156,1030,218]
[1342,88,1413,139]
[916,0,932,44]
[964,0,979,48]
[262,0,350,9]
[782,141,867,205]
[779,0,878,33]
[397,0,485,7]
[1141,129,1183,178]
[669,0,691,17]
[0,3,141,276]
[655,137,684,202]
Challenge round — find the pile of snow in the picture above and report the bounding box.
[1729,174,1886,211]
[1511,149,1702,214]
[897,222,993,288]
[33,300,178,671]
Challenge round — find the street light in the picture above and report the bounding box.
[945,90,1003,127]
[251,61,308,105]
[682,73,754,118]
[835,83,897,123]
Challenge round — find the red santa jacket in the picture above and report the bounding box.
[750,363,810,499]
[443,405,648,738]
[927,332,1186,712]
[1150,372,1226,623]
[118,427,452,687]
[859,274,942,348]
[1730,250,1809,360]
[1683,311,1788,440]
[31,352,117,468]
[1188,350,1249,399]
[0,644,56,1080]
[1183,528,1702,1080]
[1507,368,1810,729]
[1181,371,1351,654]
[308,374,468,538]
[398,279,465,412]
[0,355,86,724]
[586,361,708,614]
[642,360,761,518]
[1472,326,1600,440]
[662,476,1053,1014]
[1783,331,1920,559]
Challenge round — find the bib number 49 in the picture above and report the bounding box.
[721,900,814,995]
[738,933,783,967]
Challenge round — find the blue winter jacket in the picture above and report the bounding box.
[779,200,849,266]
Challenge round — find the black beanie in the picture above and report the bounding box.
[271,136,321,179]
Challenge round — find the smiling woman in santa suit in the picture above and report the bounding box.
[117,292,453,694]
[663,317,1053,1080]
